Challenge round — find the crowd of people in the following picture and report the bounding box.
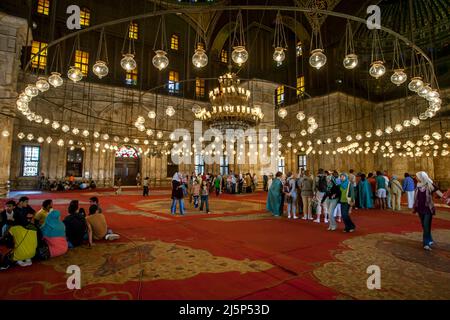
[39,173,97,191]
[266,168,447,250]
[0,196,119,271]
[168,171,259,215]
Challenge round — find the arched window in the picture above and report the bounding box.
[115,146,139,158]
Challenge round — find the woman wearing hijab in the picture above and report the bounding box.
[267,172,283,217]
[339,173,356,233]
[390,175,403,211]
[413,171,443,250]
[41,210,68,257]
[357,174,373,209]
[171,172,185,215]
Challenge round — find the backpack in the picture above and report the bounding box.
[317,175,328,192]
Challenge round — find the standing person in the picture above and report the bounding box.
[390,176,403,211]
[349,170,357,210]
[199,180,210,214]
[368,173,377,204]
[403,173,415,209]
[143,177,150,196]
[384,171,392,209]
[375,171,387,210]
[115,177,122,195]
[238,174,244,194]
[231,174,237,194]
[267,174,274,191]
[339,173,356,233]
[413,171,443,250]
[357,174,373,209]
[136,172,141,187]
[323,174,341,231]
[300,171,314,220]
[252,173,258,192]
[266,172,283,217]
[171,172,185,216]
[263,174,269,192]
[214,174,222,196]
[34,199,53,226]
[285,172,298,219]
[41,210,68,258]
[245,173,253,193]
[314,168,328,223]
[192,180,200,208]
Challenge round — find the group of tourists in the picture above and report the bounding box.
[266,168,446,250]
[39,173,97,191]
[0,196,119,271]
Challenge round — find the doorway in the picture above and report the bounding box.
[114,146,140,186]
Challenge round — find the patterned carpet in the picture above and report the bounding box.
[1,189,450,300]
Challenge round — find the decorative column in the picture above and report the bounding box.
[0,14,29,197]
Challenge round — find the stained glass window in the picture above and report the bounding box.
[80,8,90,27]
[168,71,180,94]
[75,50,89,76]
[31,41,48,70]
[126,68,138,85]
[220,49,228,63]
[115,146,139,158]
[276,85,285,106]
[37,0,50,15]
[22,146,40,177]
[170,34,179,51]
[195,78,205,97]
[129,22,138,40]
[297,76,305,96]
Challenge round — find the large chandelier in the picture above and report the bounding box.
[195,73,264,131]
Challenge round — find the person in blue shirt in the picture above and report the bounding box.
[403,173,415,209]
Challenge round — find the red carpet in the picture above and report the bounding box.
[1,189,450,300]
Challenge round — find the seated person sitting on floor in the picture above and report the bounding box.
[41,210,68,258]
[86,205,119,246]
[0,200,16,240]
[79,180,88,190]
[89,180,97,189]
[89,197,102,213]
[14,197,36,226]
[64,203,88,248]
[56,180,65,191]
[0,210,39,270]
[34,199,53,226]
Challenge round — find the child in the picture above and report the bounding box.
[143,177,150,196]
[115,178,122,195]
[192,180,200,208]
[86,205,120,246]
[199,180,210,214]
[34,199,53,226]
